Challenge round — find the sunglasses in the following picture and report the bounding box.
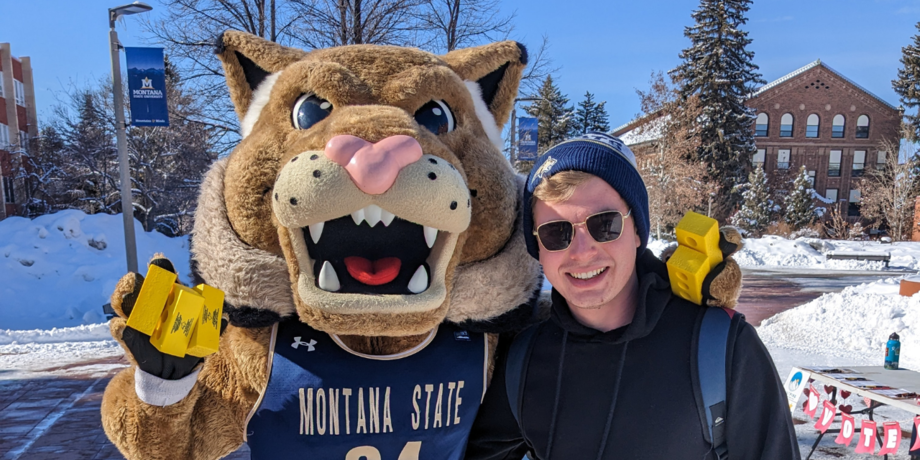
[533,209,632,252]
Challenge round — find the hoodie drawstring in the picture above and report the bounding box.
[595,342,629,460]
[543,330,568,459]
[543,331,630,460]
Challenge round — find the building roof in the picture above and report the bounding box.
[751,59,898,111]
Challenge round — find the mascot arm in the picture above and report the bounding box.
[102,259,265,459]
[101,334,261,460]
[663,212,744,309]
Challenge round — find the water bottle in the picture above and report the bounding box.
[885,333,900,370]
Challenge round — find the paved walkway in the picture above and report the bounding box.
[734,274,823,326]
[0,358,250,460]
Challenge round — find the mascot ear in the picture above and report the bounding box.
[214,30,309,120]
[442,41,528,130]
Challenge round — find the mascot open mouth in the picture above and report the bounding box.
[273,151,471,315]
[304,205,438,295]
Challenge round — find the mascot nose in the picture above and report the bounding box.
[324,135,424,195]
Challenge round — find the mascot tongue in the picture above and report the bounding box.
[343,257,402,285]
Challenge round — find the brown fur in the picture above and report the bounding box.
[706,258,743,309]
[103,31,542,460]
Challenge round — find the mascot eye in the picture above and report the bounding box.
[414,100,455,135]
[292,94,333,130]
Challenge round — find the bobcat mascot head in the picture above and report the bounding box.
[193,31,543,338]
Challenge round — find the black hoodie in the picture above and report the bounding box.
[464,250,801,460]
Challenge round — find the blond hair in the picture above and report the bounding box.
[531,170,595,214]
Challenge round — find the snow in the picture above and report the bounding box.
[0,210,192,331]
[759,276,918,369]
[734,236,920,271]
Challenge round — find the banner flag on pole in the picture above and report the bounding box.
[125,47,170,127]
[517,117,538,161]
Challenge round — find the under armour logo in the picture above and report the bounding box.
[292,337,317,351]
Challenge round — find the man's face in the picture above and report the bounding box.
[534,176,641,311]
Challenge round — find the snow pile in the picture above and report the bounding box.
[0,210,191,330]
[758,276,920,368]
[0,322,112,345]
[734,235,920,271]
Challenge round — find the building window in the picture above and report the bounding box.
[777,149,790,169]
[14,80,26,107]
[0,124,9,148]
[806,114,820,138]
[19,131,28,152]
[832,114,845,138]
[780,113,794,137]
[755,113,769,137]
[856,115,870,138]
[1,176,13,204]
[0,71,4,98]
[829,150,842,177]
[877,151,887,170]
[753,149,766,168]
[848,189,861,216]
[852,151,865,177]
[807,170,816,186]
[825,188,838,202]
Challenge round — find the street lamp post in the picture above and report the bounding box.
[509,97,540,165]
[108,2,152,274]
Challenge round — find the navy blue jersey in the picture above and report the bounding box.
[246,320,488,460]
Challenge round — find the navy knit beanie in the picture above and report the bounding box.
[523,132,649,260]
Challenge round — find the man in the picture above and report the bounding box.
[465,133,800,459]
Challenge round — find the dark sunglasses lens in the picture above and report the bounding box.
[538,222,573,251]
[586,212,623,243]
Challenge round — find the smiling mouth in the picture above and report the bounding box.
[568,267,607,280]
[304,204,441,295]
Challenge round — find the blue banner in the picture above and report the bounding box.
[125,47,169,127]
[517,117,538,161]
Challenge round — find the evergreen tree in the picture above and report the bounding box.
[893,22,920,141]
[591,100,610,133]
[571,91,610,135]
[671,0,765,218]
[783,165,818,230]
[730,165,774,236]
[525,75,574,151]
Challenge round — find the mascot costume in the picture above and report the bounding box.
[101,31,745,459]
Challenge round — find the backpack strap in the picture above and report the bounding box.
[505,325,539,427]
[693,307,735,460]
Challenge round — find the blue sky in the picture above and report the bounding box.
[2,0,919,128]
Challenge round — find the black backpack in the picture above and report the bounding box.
[504,307,737,460]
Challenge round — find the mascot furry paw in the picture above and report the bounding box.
[101,30,744,460]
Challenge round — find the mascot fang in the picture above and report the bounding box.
[101,30,744,460]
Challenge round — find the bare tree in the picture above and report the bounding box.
[38,68,217,234]
[416,0,514,52]
[857,133,919,241]
[518,35,559,97]
[142,1,307,152]
[11,126,68,217]
[289,0,427,48]
[635,72,715,238]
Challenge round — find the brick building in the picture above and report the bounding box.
[614,60,902,220]
[746,60,901,217]
[0,43,38,220]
